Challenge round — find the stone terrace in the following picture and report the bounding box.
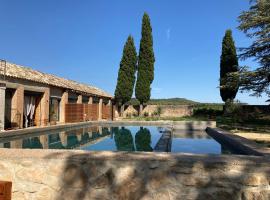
[0,149,269,200]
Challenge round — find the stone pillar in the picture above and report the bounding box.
[76,132,82,142]
[11,85,24,129]
[0,83,6,131]
[107,99,112,120]
[88,96,93,104]
[107,99,111,106]
[77,95,82,104]
[39,135,48,149]
[98,126,102,134]
[41,88,50,126]
[98,98,103,120]
[88,131,92,138]
[10,140,23,148]
[109,127,113,138]
[59,132,67,146]
[60,91,68,123]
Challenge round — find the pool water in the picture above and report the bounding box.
[0,125,237,154]
[81,126,163,151]
[0,126,164,152]
[172,130,221,154]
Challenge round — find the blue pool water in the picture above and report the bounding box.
[0,125,237,154]
[172,138,221,154]
[80,126,163,151]
[171,130,222,154]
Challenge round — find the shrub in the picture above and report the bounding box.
[224,100,242,116]
[143,112,149,117]
[156,106,162,116]
[193,108,223,119]
[132,112,138,117]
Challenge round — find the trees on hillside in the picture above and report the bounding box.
[237,0,270,97]
[114,35,137,115]
[220,30,239,102]
[135,13,155,114]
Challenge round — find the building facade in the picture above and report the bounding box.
[0,61,113,131]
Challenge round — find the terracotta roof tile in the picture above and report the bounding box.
[0,62,113,98]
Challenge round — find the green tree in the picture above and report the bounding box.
[114,127,135,151]
[135,127,153,152]
[220,29,239,102]
[135,13,155,114]
[114,35,137,115]
[238,0,270,97]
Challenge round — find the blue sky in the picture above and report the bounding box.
[0,0,268,104]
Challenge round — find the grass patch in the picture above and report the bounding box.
[217,116,270,133]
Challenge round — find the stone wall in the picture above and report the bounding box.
[241,105,270,115]
[223,105,270,115]
[0,149,269,200]
[121,105,193,118]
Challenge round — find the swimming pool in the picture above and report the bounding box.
[0,125,240,154]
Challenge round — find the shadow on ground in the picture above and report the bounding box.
[44,150,270,200]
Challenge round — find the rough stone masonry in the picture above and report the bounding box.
[0,149,269,200]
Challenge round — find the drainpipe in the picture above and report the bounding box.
[0,60,6,131]
[0,83,6,131]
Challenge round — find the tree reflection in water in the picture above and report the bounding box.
[114,127,135,151]
[135,127,153,152]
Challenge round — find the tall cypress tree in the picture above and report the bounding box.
[114,35,137,115]
[135,13,155,114]
[220,30,239,102]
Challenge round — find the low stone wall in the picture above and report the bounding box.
[222,105,270,116]
[173,121,216,130]
[0,149,269,200]
[120,105,193,118]
[240,105,270,115]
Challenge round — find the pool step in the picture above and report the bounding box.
[154,131,172,152]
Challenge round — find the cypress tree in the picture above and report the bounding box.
[220,30,239,102]
[135,127,153,152]
[114,127,135,151]
[114,35,137,115]
[135,13,155,114]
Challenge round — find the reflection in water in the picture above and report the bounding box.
[2,126,111,150]
[1,126,157,152]
[22,137,43,149]
[135,127,153,152]
[0,125,245,155]
[114,127,135,151]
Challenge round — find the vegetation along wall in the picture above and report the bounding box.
[120,105,193,118]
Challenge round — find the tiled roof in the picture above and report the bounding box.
[0,61,113,98]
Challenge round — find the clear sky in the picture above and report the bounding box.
[0,0,268,104]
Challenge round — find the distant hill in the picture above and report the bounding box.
[127,98,199,105]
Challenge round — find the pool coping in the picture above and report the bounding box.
[0,148,269,164]
[206,127,270,157]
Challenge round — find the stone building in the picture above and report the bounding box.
[0,60,113,131]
